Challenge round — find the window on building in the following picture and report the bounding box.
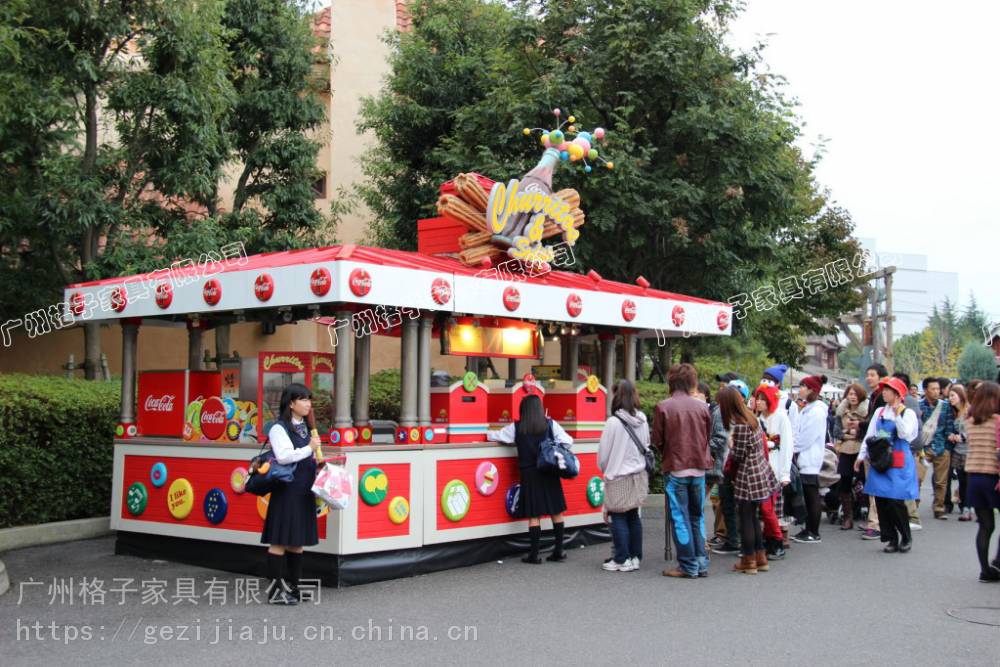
[312,173,327,199]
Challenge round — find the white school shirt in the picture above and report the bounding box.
[486,420,574,446]
[268,417,315,464]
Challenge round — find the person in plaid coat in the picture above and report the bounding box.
[719,386,780,575]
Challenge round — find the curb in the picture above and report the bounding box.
[0,517,113,554]
[0,560,7,597]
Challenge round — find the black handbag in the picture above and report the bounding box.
[614,415,656,475]
[244,436,297,496]
[536,420,580,479]
[866,435,893,473]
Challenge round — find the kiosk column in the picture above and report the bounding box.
[334,308,354,436]
[353,330,371,443]
[417,315,432,441]
[117,318,141,438]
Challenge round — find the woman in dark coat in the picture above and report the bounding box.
[261,383,321,604]
[488,394,574,563]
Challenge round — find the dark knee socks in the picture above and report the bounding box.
[285,551,302,593]
[266,552,286,596]
[552,521,565,556]
[527,525,541,559]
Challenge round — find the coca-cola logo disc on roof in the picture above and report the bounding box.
[155,282,173,309]
[203,279,222,306]
[621,299,637,322]
[566,293,582,318]
[717,310,730,331]
[502,286,521,312]
[310,267,331,296]
[431,277,452,305]
[111,287,128,313]
[349,268,372,297]
[254,273,274,302]
[69,292,85,316]
[199,397,226,440]
[672,305,685,327]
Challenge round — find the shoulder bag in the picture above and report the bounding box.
[536,420,580,479]
[614,414,656,475]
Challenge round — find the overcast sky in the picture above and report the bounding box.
[727,0,1000,325]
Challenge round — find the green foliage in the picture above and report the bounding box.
[368,368,402,421]
[358,0,864,364]
[0,374,119,528]
[956,341,997,383]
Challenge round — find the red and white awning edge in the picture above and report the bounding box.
[62,257,733,336]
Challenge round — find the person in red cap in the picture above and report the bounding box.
[854,377,920,553]
[792,375,829,543]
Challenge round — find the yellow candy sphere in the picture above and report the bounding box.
[522,128,531,135]
[606,162,615,170]
[568,116,576,123]
[567,144,585,161]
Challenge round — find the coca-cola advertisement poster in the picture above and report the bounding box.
[137,372,187,437]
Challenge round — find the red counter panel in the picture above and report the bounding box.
[356,463,411,540]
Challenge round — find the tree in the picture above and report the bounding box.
[357,0,863,365]
[893,331,925,381]
[958,292,989,345]
[0,0,234,378]
[956,340,997,383]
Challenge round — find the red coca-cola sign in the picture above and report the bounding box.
[672,305,685,327]
[203,278,222,306]
[199,396,227,441]
[717,310,730,331]
[621,299,637,322]
[566,293,583,317]
[502,286,521,312]
[431,278,452,305]
[110,286,128,313]
[155,282,173,309]
[310,267,331,296]
[349,268,372,297]
[69,292,85,316]
[254,273,274,302]
[144,394,176,412]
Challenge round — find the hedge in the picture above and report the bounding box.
[0,374,119,529]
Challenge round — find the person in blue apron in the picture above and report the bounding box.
[261,383,322,604]
[855,377,920,553]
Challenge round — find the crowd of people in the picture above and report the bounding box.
[590,363,1000,582]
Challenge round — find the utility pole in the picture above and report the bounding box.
[884,270,894,373]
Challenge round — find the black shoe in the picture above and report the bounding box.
[792,531,821,544]
[766,546,786,560]
[898,541,911,553]
[978,570,1000,583]
[711,543,741,556]
[698,570,709,578]
[521,555,543,564]
[883,544,899,553]
[546,551,567,562]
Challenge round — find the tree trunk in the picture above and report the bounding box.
[84,322,101,380]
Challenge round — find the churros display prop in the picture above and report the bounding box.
[436,108,612,266]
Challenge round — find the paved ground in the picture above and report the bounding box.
[2,491,999,666]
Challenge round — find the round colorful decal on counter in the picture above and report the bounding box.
[423,427,435,442]
[462,371,478,393]
[343,427,357,445]
[167,478,195,520]
[203,488,228,524]
[360,468,389,505]
[505,484,521,518]
[150,462,168,488]
[408,427,421,443]
[310,267,331,296]
[230,466,248,494]
[586,374,600,394]
[475,462,499,496]
[586,476,605,508]
[226,420,241,441]
[316,497,329,518]
[222,397,237,419]
[257,493,270,520]
[199,396,227,441]
[388,496,410,524]
[441,480,471,522]
[126,482,148,516]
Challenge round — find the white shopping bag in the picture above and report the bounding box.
[312,462,353,510]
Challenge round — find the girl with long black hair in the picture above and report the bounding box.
[261,382,322,604]
[488,394,574,563]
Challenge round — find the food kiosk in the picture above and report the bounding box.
[64,116,733,586]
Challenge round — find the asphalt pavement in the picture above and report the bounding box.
[2,489,998,666]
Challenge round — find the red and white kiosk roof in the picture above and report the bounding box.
[63,244,733,336]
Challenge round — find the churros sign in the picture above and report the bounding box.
[262,354,305,371]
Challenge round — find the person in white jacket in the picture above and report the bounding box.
[792,375,830,544]
[597,379,651,573]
